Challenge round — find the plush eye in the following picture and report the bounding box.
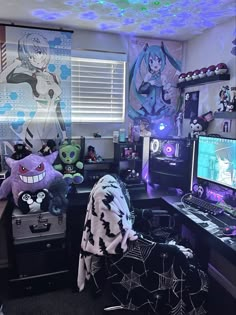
[70,151,75,158]
[19,165,29,174]
[36,163,44,171]
[62,152,66,158]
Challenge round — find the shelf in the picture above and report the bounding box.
[177,73,230,89]
[214,111,236,119]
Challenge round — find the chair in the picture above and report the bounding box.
[77,175,208,314]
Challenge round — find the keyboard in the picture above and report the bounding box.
[182,194,224,216]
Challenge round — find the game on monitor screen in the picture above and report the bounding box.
[197,136,236,191]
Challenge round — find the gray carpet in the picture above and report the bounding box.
[2,288,113,315]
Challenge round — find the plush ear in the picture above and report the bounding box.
[44,151,58,165]
[5,157,16,169]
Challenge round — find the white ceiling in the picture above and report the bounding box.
[0,0,235,41]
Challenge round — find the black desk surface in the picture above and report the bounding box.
[160,195,236,265]
[68,184,236,265]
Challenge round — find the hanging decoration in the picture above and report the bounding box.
[0,25,72,154]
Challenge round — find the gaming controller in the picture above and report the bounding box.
[222,226,236,236]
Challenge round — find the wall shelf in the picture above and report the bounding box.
[214,111,236,119]
[177,73,230,88]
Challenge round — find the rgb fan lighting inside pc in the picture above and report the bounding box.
[150,139,181,158]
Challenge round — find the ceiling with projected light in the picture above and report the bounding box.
[0,0,235,40]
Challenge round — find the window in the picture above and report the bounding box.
[71,50,127,123]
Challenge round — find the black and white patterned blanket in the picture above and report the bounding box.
[77,175,137,291]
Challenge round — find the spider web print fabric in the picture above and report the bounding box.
[108,238,208,314]
[77,174,208,314]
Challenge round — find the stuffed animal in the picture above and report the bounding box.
[0,152,64,212]
[11,143,31,160]
[189,111,213,139]
[54,141,84,186]
[39,139,57,156]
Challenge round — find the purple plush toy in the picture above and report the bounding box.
[0,151,63,208]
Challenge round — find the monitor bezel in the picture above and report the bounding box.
[196,135,236,191]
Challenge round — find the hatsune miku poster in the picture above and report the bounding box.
[0,25,72,154]
[128,38,183,138]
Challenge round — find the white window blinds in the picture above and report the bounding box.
[71,51,127,123]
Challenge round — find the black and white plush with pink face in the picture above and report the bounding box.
[5,151,63,204]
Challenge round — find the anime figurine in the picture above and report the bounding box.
[226,87,236,112]
[54,141,84,186]
[0,32,67,152]
[217,85,231,112]
[175,111,183,137]
[128,41,182,121]
[189,111,213,138]
[0,151,63,209]
[85,145,103,162]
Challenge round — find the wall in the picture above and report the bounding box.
[182,18,236,138]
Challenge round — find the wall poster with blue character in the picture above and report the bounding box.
[0,25,72,156]
[128,37,183,138]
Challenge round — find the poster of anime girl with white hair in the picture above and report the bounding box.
[0,25,71,153]
[128,38,183,137]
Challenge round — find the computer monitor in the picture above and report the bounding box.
[197,135,236,191]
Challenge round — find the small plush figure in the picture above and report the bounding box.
[0,152,63,209]
[11,143,31,160]
[217,85,231,112]
[189,111,213,139]
[39,139,57,156]
[54,141,84,186]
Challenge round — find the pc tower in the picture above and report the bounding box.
[149,137,195,192]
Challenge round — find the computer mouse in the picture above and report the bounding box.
[222,226,236,236]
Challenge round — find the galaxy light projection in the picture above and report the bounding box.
[3,0,229,40]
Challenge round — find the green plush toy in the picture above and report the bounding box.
[54,141,84,185]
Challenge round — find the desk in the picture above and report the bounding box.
[160,195,236,314]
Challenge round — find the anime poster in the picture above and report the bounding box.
[0,25,72,154]
[184,91,199,119]
[128,38,183,138]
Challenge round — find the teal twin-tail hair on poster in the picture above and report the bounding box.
[0,25,72,154]
[128,40,182,137]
